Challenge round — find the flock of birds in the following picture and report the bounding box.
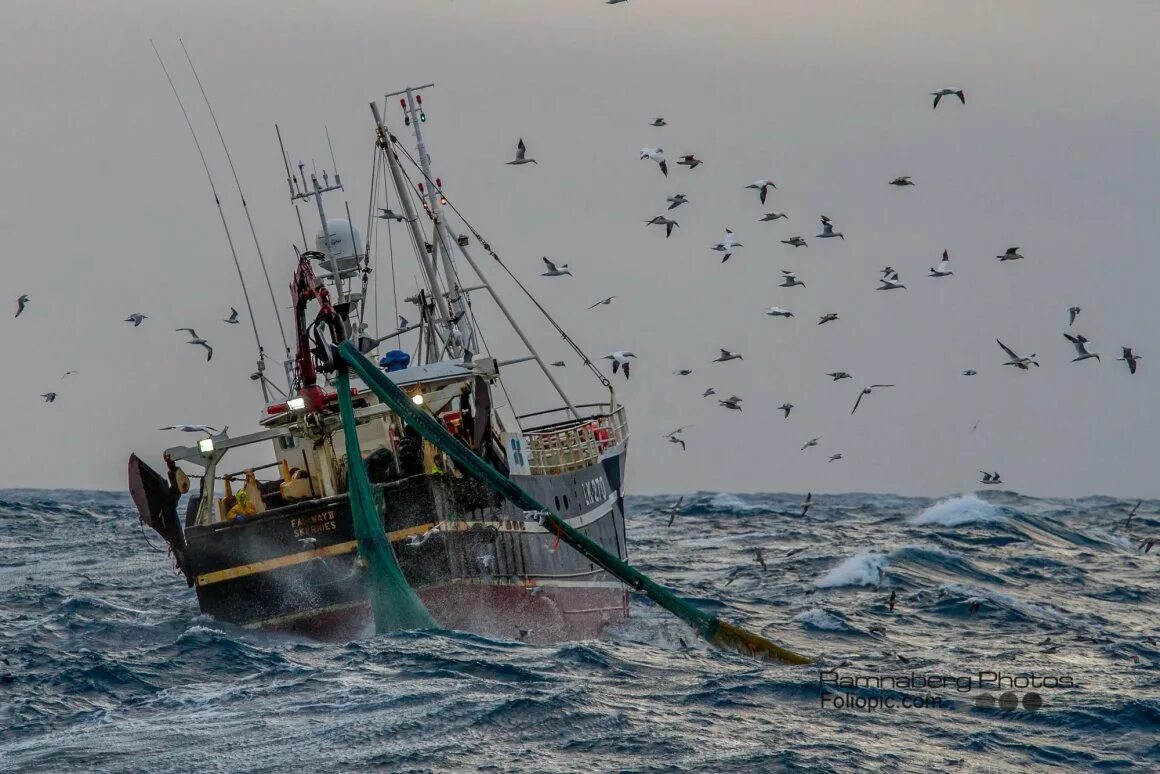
[14,296,240,408]
[506,86,1142,487]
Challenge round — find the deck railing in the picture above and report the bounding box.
[516,404,629,475]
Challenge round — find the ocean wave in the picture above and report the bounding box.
[911,494,1006,526]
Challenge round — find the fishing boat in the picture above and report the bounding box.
[129,87,631,644]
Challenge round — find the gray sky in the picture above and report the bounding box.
[3,0,1159,497]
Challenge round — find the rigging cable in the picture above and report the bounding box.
[178,39,290,360]
[151,40,267,376]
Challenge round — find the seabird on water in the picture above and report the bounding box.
[666,194,688,210]
[931,88,966,109]
[1117,347,1141,375]
[1064,333,1100,363]
[713,349,743,363]
[745,180,777,204]
[782,236,807,247]
[778,402,794,419]
[889,176,915,187]
[124,313,147,327]
[851,384,895,415]
[506,138,537,165]
[640,147,669,177]
[603,351,636,379]
[540,257,572,277]
[929,250,953,277]
[780,270,805,288]
[765,306,794,318]
[645,215,679,237]
[997,339,1039,369]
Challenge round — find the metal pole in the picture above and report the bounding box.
[309,174,345,304]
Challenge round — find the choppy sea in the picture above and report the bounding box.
[1,489,1157,772]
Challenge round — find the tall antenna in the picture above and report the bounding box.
[150,40,270,403]
[179,39,291,363]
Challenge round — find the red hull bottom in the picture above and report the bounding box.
[262,583,628,645]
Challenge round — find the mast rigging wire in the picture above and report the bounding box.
[150,40,267,379]
[178,39,290,360]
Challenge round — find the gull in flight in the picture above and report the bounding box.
[997,246,1024,262]
[124,313,148,327]
[376,207,404,222]
[1117,347,1141,375]
[603,351,636,379]
[541,257,572,277]
[829,453,844,463]
[41,392,57,403]
[718,395,743,411]
[765,306,794,318]
[672,368,693,376]
[587,296,616,309]
[176,328,214,361]
[676,154,702,169]
[880,266,896,277]
[650,117,667,127]
[702,387,716,398]
[778,402,794,419]
[962,369,978,376]
[979,471,1002,485]
[800,492,813,517]
[760,212,788,222]
[15,294,29,318]
[929,250,953,277]
[664,496,685,527]
[818,313,839,325]
[551,361,566,367]
[666,194,688,210]
[816,216,844,240]
[640,147,668,177]
[1068,306,1081,327]
[745,180,777,204]
[851,384,895,415]
[507,138,537,165]
[780,270,805,288]
[996,339,1039,370]
[223,307,240,324]
[801,437,820,451]
[159,424,220,435]
[931,88,966,109]
[878,273,906,290]
[1064,333,1100,363]
[889,176,915,187]
[645,215,679,238]
[827,371,852,381]
[398,315,410,329]
[710,229,742,261]
[713,349,743,363]
[782,236,807,247]
[666,434,687,452]
[61,371,77,379]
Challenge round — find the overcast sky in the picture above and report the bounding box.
[3,0,1159,497]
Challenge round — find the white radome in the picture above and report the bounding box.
[315,218,363,261]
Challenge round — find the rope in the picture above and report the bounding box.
[388,139,610,389]
[151,41,267,368]
[178,39,290,359]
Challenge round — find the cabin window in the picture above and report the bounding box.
[554,495,561,511]
[563,494,570,511]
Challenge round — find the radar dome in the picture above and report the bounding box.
[315,219,363,261]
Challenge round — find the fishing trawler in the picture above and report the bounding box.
[129,88,630,644]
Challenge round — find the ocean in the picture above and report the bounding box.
[1,489,1156,772]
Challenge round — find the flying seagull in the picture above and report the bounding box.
[603,351,636,379]
[780,270,805,288]
[929,250,953,277]
[782,236,807,248]
[223,307,240,324]
[640,147,668,177]
[41,392,57,403]
[1064,333,1100,363]
[676,154,702,169]
[664,496,685,527]
[827,371,852,381]
[159,424,220,434]
[666,434,687,452]
[962,369,978,376]
[754,548,768,572]
[650,117,666,127]
[124,313,148,327]
[376,207,404,222]
[765,306,794,318]
[760,212,788,222]
[176,328,214,361]
[713,349,743,363]
[666,194,688,210]
[702,387,716,398]
[540,257,572,277]
[718,395,743,411]
[878,273,906,290]
[889,176,914,187]
[551,361,566,367]
[801,437,820,451]
[15,294,28,318]
[996,339,1039,370]
[979,471,1002,485]
[710,229,742,261]
[672,368,693,376]
[587,296,616,309]
[800,492,813,517]
[645,215,679,238]
[1117,347,1141,375]
[816,217,845,240]
[997,246,1024,261]
[507,138,537,165]
[818,313,839,325]
[60,371,77,379]
[829,453,844,463]
[745,180,777,205]
[778,402,794,419]
[851,384,896,415]
[397,315,410,329]
[931,88,966,109]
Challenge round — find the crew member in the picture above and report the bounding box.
[226,489,258,522]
